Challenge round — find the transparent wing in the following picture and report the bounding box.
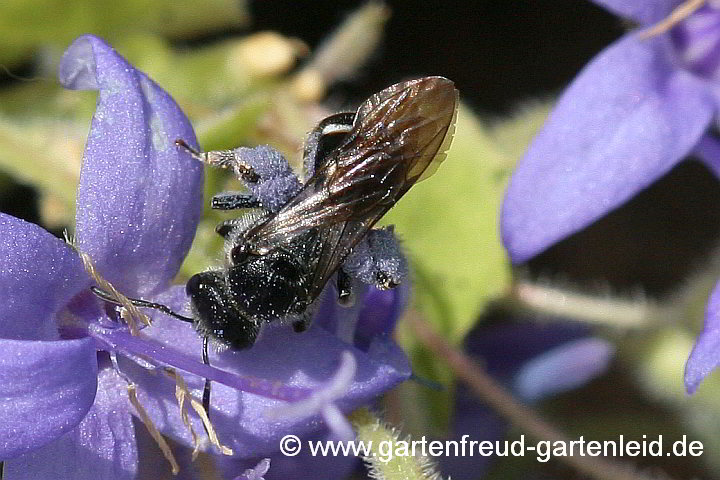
[245,77,458,296]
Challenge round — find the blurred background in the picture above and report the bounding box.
[2,1,719,479]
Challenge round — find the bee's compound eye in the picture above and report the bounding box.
[231,244,250,265]
[186,273,202,296]
[186,272,225,323]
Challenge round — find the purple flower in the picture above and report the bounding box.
[500,2,720,392]
[502,0,719,264]
[216,431,358,480]
[232,458,271,480]
[1,34,410,479]
[440,321,614,479]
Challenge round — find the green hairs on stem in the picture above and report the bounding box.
[349,408,442,480]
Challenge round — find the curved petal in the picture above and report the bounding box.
[685,281,720,393]
[59,35,203,295]
[502,33,715,262]
[693,134,720,178]
[4,368,137,480]
[355,283,410,350]
[0,214,88,340]
[592,0,682,25]
[119,286,410,458]
[464,321,591,380]
[0,337,97,459]
[513,338,614,402]
[440,320,613,479]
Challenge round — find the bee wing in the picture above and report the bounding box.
[306,219,370,298]
[246,77,458,294]
[348,75,458,184]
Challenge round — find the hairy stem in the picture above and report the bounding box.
[409,312,673,480]
[506,280,670,329]
[349,408,440,480]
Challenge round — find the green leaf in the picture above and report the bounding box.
[0,115,86,224]
[0,0,248,67]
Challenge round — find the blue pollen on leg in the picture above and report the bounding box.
[232,145,303,212]
[343,227,409,288]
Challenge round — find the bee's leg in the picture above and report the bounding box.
[176,139,302,212]
[303,112,355,180]
[211,192,263,210]
[342,226,409,290]
[291,305,316,332]
[336,268,354,306]
[176,139,259,183]
[202,336,212,419]
[215,219,244,239]
[214,205,268,239]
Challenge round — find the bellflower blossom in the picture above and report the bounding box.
[440,321,614,479]
[0,34,410,480]
[500,1,720,392]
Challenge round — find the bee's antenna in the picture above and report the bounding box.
[92,286,215,426]
[90,286,194,324]
[92,286,215,420]
[174,138,205,162]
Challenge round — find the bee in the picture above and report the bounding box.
[94,76,458,415]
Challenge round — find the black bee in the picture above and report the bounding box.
[95,76,458,415]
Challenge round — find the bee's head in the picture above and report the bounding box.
[185,271,259,350]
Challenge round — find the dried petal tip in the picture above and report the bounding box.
[58,35,100,90]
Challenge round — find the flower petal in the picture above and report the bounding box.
[685,281,720,393]
[232,458,271,480]
[355,283,410,349]
[592,0,682,25]
[501,33,715,262]
[119,286,410,458]
[215,432,357,480]
[59,34,203,295]
[265,350,357,441]
[693,134,720,178]
[513,338,614,402]
[0,337,97,459]
[4,368,137,479]
[440,320,613,479]
[0,214,88,340]
[464,321,591,380]
[313,282,410,351]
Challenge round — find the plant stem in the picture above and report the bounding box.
[409,312,673,480]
